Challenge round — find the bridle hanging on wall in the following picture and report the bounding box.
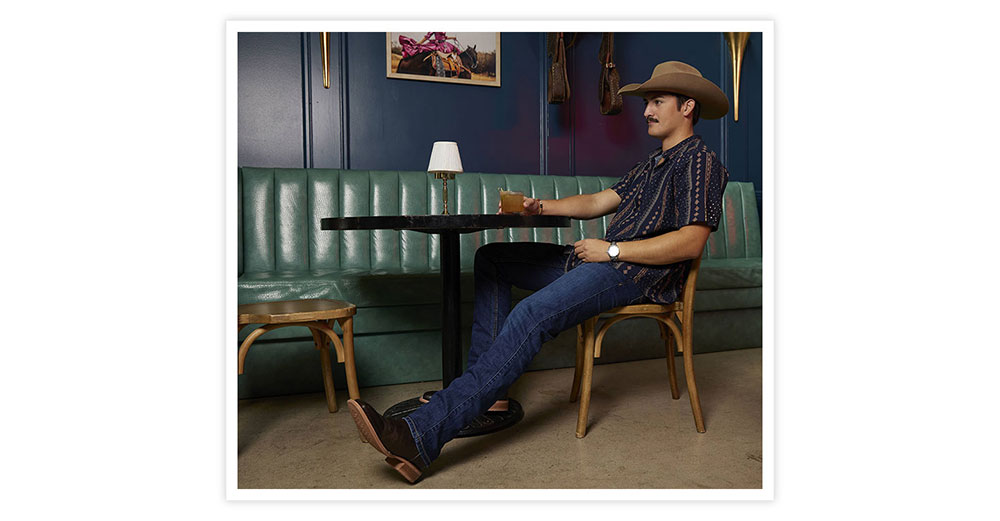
[546,33,623,115]
[599,33,623,115]
[546,32,576,104]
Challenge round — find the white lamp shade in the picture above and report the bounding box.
[427,141,464,174]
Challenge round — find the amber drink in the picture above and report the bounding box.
[499,190,525,214]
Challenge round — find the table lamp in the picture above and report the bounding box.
[427,141,463,215]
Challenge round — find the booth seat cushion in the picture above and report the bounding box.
[239,268,444,308]
[693,287,761,312]
[696,258,763,290]
[238,262,763,308]
[238,271,534,340]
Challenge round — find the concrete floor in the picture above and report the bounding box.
[237,347,762,489]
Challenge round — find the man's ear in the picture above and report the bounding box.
[683,98,696,117]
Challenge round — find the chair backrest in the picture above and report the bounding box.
[681,255,703,312]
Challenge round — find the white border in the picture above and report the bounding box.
[761,22,775,501]
[225,22,239,499]
[226,19,774,502]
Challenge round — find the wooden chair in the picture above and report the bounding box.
[238,299,360,412]
[570,256,705,438]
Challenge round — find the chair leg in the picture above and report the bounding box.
[339,317,360,400]
[237,323,244,368]
[312,327,338,413]
[681,334,706,433]
[319,348,339,413]
[238,327,269,374]
[662,321,680,400]
[570,323,585,402]
[575,317,598,438]
[674,312,684,353]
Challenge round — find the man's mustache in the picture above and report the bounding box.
[646,117,658,123]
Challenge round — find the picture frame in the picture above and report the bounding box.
[386,32,501,87]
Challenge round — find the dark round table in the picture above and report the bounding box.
[320,213,570,436]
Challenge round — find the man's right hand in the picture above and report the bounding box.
[521,197,542,215]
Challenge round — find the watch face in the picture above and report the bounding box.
[609,244,620,257]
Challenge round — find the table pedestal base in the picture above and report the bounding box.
[383,394,524,438]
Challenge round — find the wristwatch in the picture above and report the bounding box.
[607,241,620,262]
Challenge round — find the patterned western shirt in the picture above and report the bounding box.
[565,134,729,304]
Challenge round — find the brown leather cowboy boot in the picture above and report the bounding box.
[347,399,425,483]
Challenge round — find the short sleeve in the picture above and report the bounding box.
[672,149,729,231]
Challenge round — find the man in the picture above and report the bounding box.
[347,61,731,483]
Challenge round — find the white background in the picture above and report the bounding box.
[3,1,998,519]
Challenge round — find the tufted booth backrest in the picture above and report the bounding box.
[238,168,759,274]
[704,181,762,260]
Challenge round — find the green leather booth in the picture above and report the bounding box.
[238,167,762,399]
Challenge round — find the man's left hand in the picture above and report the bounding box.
[573,239,611,262]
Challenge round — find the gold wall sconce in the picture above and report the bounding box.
[724,32,750,122]
[321,32,331,89]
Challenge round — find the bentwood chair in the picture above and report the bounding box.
[238,299,360,413]
[570,256,705,438]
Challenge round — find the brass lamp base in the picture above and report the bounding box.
[434,171,457,214]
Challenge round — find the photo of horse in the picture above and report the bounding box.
[386,32,500,87]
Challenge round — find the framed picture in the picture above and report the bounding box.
[386,32,500,87]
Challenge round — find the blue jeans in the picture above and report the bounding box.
[403,242,644,466]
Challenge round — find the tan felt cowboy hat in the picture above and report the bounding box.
[618,61,729,120]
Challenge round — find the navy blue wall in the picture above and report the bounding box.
[238,31,763,213]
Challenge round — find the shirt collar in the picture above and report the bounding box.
[646,134,701,168]
[664,134,700,159]
[648,135,700,166]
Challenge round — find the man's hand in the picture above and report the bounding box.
[573,239,611,262]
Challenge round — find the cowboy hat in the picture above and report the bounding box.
[618,61,729,120]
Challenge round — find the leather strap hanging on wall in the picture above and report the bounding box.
[547,32,575,104]
[598,32,623,115]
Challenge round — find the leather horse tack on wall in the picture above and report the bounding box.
[598,33,622,115]
[547,32,623,116]
[547,32,575,104]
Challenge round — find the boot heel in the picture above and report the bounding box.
[385,456,422,483]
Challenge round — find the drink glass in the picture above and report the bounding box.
[499,190,525,214]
